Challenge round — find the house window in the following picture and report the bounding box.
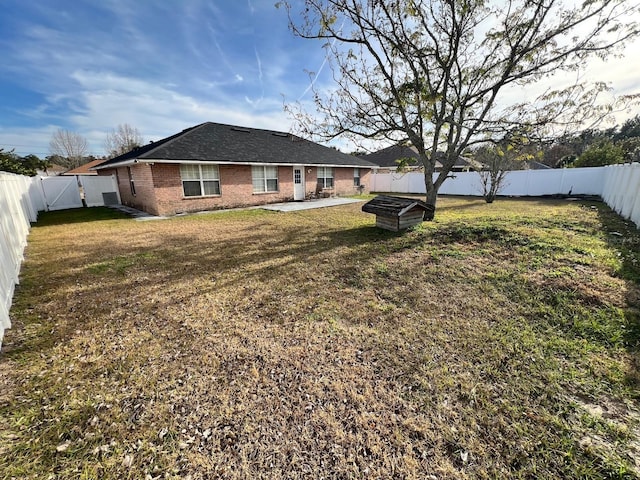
[317,167,334,189]
[127,167,136,196]
[180,164,220,197]
[252,165,278,193]
[354,168,361,187]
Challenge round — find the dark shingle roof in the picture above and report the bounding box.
[361,144,426,168]
[96,122,376,169]
[362,144,486,171]
[362,144,442,168]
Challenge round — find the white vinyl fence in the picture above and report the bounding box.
[0,173,120,349]
[0,173,41,346]
[370,166,606,197]
[370,164,640,228]
[39,175,120,210]
[601,163,640,229]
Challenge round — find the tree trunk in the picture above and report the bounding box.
[423,171,437,221]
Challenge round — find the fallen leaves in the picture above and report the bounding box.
[1,200,639,478]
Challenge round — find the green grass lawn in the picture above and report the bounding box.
[1,197,639,479]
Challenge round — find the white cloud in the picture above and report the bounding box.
[8,0,636,162]
[0,125,60,158]
[255,48,264,84]
[0,65,297,157]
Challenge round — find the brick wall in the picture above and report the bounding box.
[317,167,371,196]
[101,163,372,216]
[333,167,369,195]
[304,167,317,197]
[99,165,160,215]
[153,164,297,216]
[130,164,158,214]
[360,169,372,193]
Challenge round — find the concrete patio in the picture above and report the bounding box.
[260,197,365,212]
[108,197,366,220]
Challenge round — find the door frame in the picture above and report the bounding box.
[293,165,305,201]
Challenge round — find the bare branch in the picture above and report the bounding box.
[49,129,88,169]
[104,124,144,159]
[281,0,640,217]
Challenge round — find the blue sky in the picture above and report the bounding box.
[1,1,639,158]
[0,0,331,157]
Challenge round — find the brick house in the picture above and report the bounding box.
[94,122,376,216]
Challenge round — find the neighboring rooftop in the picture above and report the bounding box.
[361,144,481,171]
[96,122,377,169]
[63,158,107,175]
[360,144,432,169]
[37,163,67,176]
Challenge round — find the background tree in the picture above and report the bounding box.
[0,149,48,176]
[573,141,625,168]
[543,143,575,168]
[281,0,639,218]
[542,116,640,167]
[21,154,50,175]
[542,130,608,167]
[104,124,143,158]
[614,114,640,141]
[49,129,88,169]
[617,137,640,163]
[474,140,532,203]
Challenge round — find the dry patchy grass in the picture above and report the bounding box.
[1,197,639,479]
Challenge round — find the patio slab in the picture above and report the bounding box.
[107,197,365,220]
[260,197,365,212]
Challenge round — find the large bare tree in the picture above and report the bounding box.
[104,124,144,159]
[280,0,640,218]
[49,129,89,169]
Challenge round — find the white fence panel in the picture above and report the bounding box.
[408,173,427,193]
[393,174,411,193]
[79,175,120,207]
[0,173,41,348]
[605,167,627,215]
[28,178,47,213]
[372,167,608,197]
[559,168,605,195]
[631,181,640,228]
[0,172,122,350]
[39,174,120,210]
[40,176,83,211]
[371,165,639,228]
[439,172,479,195]
[602,164,640,228]
[371,173,393,193]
